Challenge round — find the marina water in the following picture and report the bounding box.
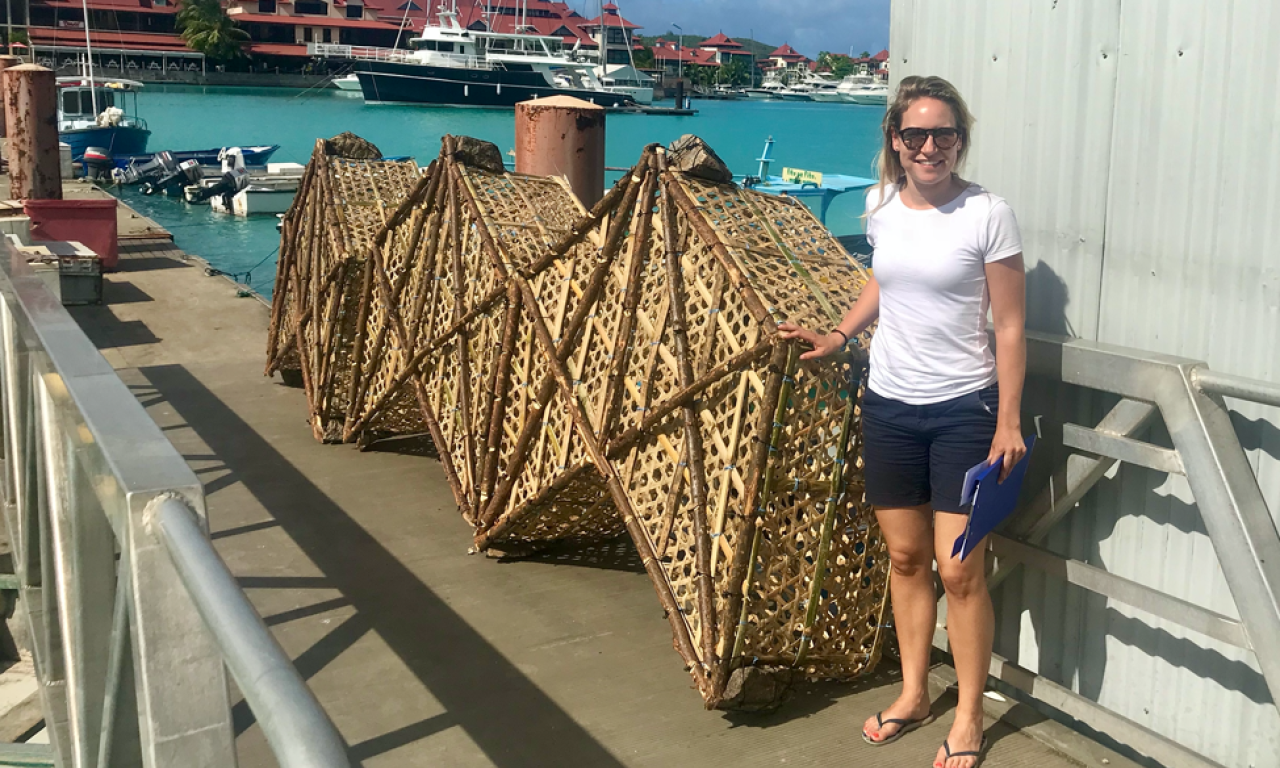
[115,86,884,297]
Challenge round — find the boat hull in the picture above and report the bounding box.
[354,62,634,108]
[212,188,298,217]
[848,92,888,105]
[809,92,846,103]
[60,126,150,163]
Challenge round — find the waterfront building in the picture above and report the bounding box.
[578,2,641,66]
[650,38,718,78]
[695,32,752,67]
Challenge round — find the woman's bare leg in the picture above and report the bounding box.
[933,514,992,768]
[863,504,936,742]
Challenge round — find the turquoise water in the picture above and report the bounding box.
[115,86,884,297]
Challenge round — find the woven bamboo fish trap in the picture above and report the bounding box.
[265,137,423,442]
[269,133,891,708]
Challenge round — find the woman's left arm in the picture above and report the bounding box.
[986,254,1027,481]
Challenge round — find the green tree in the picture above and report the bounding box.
[824,52,855,79]
[860,50,871,59]
[719,58,749,86]
[178,0,250,61]
[633,46,654,69]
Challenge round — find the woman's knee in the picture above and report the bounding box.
[888,543,933,579]
[938,559,986,600]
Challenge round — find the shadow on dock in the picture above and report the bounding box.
[137,360,629,767]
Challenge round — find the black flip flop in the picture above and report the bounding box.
[861,711,935,746]
[938,737,989,767]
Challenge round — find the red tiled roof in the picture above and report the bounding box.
[873,49,889,61]
[652,43,718,67]
[580,11,640,30]
[232,13,399,29]
[29,26,190,50]
[769,43,806,60]
[248,42,311,56]
[40,0,179,14]
[698,33,741,49]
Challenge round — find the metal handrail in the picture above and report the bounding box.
[1193,366,1280,409]
[154,497,348,768]
[0,240,349,767]
[932,331,1280,768]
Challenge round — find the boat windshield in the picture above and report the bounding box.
[61,88,116,116]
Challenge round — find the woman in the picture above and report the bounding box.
[780,76,1026,768]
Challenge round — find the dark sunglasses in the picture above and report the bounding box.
[897,127,961,151]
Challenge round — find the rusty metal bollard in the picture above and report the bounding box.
[515,95,605,207]
[0,56,22,138]
[4,64,62,200]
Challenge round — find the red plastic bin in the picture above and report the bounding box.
[24,199,120,271]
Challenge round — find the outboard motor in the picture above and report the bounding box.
[142,158,202,197]
[119,151,177,191]
[186,148,250,206]
[83,147,113,181]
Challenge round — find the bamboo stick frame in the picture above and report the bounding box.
[267,135,890,709]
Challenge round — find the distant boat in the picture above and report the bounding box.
[58,0,150,166]
[57,76,151,163]
[776,85,815,102]
[332,1,633,109]
[837,76,889,106]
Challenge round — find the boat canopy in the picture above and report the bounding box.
[56,77,145,91]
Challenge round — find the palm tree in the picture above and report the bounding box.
[178,0,250,61]
[720,58,748,86]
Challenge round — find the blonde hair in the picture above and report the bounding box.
[866,75,975,217]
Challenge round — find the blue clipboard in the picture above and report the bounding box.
[952,434,1036,561]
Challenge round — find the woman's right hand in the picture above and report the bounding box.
[777,322,847,360]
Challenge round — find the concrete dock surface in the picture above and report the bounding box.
[51,211,1134,767]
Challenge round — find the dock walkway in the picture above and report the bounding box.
[56,195,1126,767]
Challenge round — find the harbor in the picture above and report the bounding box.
[0,1,1275,767]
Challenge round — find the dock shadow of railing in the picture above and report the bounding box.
[138,362,627,767]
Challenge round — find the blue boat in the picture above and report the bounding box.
[57,76,151,165]
[112,145,281,171]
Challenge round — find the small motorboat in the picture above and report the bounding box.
[113,145,280,172]
[58,77,151,164]
[333,74,363,91]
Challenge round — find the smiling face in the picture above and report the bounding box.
[892,97,962,191]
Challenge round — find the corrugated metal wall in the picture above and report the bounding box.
[889,2,1280,766]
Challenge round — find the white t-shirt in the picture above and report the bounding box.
[864,182,1023,405]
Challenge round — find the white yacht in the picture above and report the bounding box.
[837,75,889,105]
[743,75,787,100]
[312,2,633,108]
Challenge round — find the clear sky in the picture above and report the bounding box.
[576,0,891,59]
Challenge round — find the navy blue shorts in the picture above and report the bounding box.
[861,384,1000,514]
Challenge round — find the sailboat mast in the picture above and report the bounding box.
[81,0,98,114]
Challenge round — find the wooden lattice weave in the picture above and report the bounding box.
[266,138,424,442]
[268,135,891,708]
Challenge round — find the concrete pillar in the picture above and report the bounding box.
[515,95,605,207]
[0,56,22,137]
[4,64,62,200]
